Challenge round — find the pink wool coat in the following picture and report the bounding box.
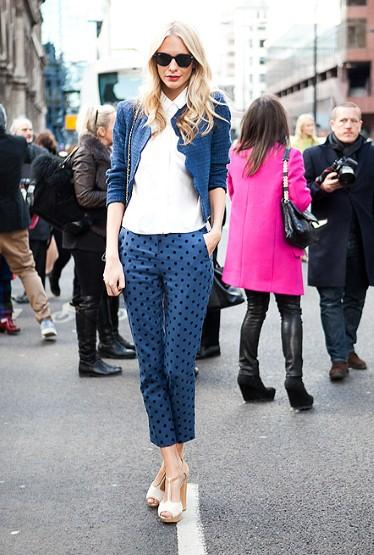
[222,145,311,295]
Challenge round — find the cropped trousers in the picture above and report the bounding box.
[119,227,213,447]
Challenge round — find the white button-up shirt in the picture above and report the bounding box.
[122,89,205,234]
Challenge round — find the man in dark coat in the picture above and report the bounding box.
[304,102,374,381]
[10,116,50,299]
[0,104,57,340]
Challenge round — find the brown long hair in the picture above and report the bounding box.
[237,95,289,176]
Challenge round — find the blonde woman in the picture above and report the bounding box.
[291,113,319,152]
[104,21,231,523]
[63,105,135,378]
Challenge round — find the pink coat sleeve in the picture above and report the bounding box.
[227,170,234,198]
[287,148,311,212]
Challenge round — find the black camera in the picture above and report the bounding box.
[316,156,358,188]
[330,157,358,187]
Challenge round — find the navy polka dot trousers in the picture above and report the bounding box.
[119,228,213,448]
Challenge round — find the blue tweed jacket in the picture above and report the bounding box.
[106,91,231,222]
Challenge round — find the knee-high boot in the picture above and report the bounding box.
[279,300,313,410]
[97,295,136,359]
[238,292,275,402]
[76,295,122,377]
[108,295,136,351]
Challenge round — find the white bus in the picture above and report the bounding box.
[80,51,143,106]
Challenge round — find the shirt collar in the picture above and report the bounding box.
[161,89,187,115]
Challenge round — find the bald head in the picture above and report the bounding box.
[10,117,34,143]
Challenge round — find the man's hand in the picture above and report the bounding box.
[320,171,343,193]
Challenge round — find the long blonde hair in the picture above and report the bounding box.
[294,113,317,141]
[141,21,222,144]
[77,104,115,139]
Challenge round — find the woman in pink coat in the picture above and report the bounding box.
[223,95,313,410]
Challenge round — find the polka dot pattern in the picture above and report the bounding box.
[119,228,213,447]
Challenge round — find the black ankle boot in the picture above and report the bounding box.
[98,339,136,359]
[48,272,61,297]
[284,377,313,410]
[98,295,136,359]
[76,296,122,377]
[79,357,122,377]
[108,296,136,351]
[238,373,276,402]
[114,332,136,351]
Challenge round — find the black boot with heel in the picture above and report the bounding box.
[279,296,313,410]
[238,291,276,402]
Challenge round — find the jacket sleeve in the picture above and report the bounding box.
[303,146,327,201]
[287,148,311,212]
[106,101,128,206]
[208,94,231,191]
[72,149,106,209]
[227,148,235,199]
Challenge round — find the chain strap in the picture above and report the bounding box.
[282,147,291,202]
[125,103,141,207]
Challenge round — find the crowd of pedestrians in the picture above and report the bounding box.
[1,18,373,526]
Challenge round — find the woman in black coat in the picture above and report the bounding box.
[63,105,136,377]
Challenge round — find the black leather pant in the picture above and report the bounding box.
[239,290,303,379]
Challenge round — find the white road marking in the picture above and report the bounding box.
[177,483,207,555]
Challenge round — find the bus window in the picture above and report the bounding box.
[98,71,142,104]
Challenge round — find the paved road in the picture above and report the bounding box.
[1,260,374,555]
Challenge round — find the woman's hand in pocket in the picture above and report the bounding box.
[203,229,221,257]
[103,256,125,296]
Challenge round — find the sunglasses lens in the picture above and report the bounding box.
[175,54,193,68]
[155,53,172,66]
[154,53,193,68]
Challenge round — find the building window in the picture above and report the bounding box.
[259,57,266,65]
[259,74,266,83]
[347,0,366,5]
[347,18,366,48]
[347,62,371,96]
[259,39,266,48]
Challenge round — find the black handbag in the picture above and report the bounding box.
[281,148,318,249]
[208,263,245,309]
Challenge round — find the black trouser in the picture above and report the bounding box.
[50,229,71,281]
[72,249,122,362]
[200,308,221,348]
[72,249,104,303]
[29,239,48,287]
[239,290,303,379]
[200,247,221,348]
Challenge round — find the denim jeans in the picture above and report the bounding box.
[317,235,368,362]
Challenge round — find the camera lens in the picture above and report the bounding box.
[339,165,356,187]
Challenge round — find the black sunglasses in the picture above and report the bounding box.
[153,52,194,68]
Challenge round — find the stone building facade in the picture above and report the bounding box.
[0,0,45,131]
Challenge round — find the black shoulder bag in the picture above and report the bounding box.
[281,147,318,249]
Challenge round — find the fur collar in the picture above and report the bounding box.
[79,134,110,162]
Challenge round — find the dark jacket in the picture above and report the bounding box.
[63,134,109,252]
[22,142,51,242]
[0,129,30,232]
[303,137,374,287]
